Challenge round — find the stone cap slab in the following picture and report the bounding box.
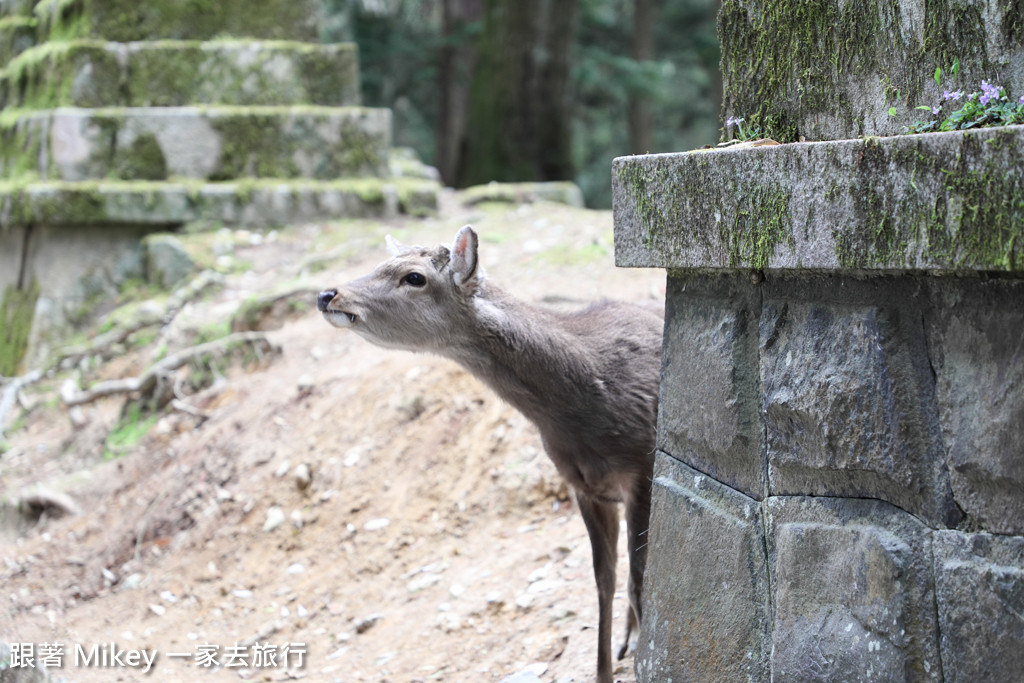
[612,126,1024,273]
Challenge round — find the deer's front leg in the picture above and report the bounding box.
[576,490,620,683]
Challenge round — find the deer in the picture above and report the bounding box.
[316,225,662,683]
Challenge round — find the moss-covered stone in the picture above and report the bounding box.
[33,0,322,42]
[0,280,39,376]
[1,40,122,110]
[1,40,360,109]
[0,177,438,228]
[613,126,1024,272]
[720,0,1024,143]
[0,16,37,67]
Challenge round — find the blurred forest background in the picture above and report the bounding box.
[321,0,722,207]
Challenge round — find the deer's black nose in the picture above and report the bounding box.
[317,289,337,312]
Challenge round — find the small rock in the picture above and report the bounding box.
[294,463,312,490]
[148,604,166,616]
[233,589,253,599]
[286,563,305,575]
[120,573,144,591]
[449,583,466,598]
[354,614,380,634]
[274,461,291,478]
[160,590,178,603]
[363,518,390,531]
[290,509,304,528]
[264,506,286,532]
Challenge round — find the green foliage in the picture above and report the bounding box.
[104,402,158,459]
[0,281,40,377]
[905,79,1024,134]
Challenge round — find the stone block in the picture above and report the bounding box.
[933,531,1024,682]
[767,496,940,681]
[719,0,1024,142]
[3,106,392,182]
[1,40,122,110]
[636,452,770,682]
[761,276,959,527]
[657,272,764,499]
[143,233,194,289]
[0,15,36,65]
[2,40,361,109]
[925,278,1024,534]
[34,0,323,42]
[612,127,1024,273]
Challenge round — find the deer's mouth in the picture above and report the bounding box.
[322,309,358,328]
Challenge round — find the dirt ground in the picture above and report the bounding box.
[0,191,665,683]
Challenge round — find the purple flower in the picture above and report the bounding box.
[979,80,1001,105]
[1020,94,1024,106]
[726,116,744,128]
[942,89,963,101]
[932,106,941,115]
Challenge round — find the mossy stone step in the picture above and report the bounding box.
[1,40,359,109]
[0,15,36,64]
[613,126,1024,273]
[1,106,392,182]
[0,178,439,228]
[33,0,323,43]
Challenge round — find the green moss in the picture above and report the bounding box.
[116,133,168,181]
[835,131,1023,270]
[103,401,157,459]
[719,0,1007,142]
[0,280,39,376]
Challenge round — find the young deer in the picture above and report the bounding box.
[317,226,662,683]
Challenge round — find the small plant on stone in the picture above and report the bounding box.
[901,64,1024,133]
[723,116,763,142]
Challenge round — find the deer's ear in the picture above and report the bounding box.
[385,234,405,257]
[451,225,481,294]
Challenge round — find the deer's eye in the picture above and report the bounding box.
[402,272,426,287]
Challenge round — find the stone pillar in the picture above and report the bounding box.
[614,1,1024,680]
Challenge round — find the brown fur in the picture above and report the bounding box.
[318,226,662,683]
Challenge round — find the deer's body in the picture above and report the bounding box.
[317,227,662,683]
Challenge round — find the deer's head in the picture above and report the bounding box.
[317,225,484,352]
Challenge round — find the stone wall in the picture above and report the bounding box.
[614,1,1023,680]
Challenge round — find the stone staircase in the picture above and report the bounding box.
[0,0,438,373]
[0,1,436,226]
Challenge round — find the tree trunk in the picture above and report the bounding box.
[436,0,482,185]
[456,0,577,187]
[628,0,655,155]
[535,0,578,180]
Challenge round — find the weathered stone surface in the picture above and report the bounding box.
[3,106,393,182]
[719,0,1024,143]
[933,531,1024,682]
[658,272,764,499]
[2,40,360,109]
[0,178,437,228]
[612,127,1024,273]
[461,181,584,207]
[636,452,770,682]
[33,0,324,42]
[0,15,36,65]
[767,496,941,681]
[143,233,193,288]
[761,275,959,527]
[925,278,1024,534]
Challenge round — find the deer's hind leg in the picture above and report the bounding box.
[618,473,652,660]
[575,489,620,683]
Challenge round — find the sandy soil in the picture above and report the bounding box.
[0,191,665,683]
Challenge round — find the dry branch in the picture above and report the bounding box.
[60,332,277,407]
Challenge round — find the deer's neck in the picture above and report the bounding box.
[442,286,593,423]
